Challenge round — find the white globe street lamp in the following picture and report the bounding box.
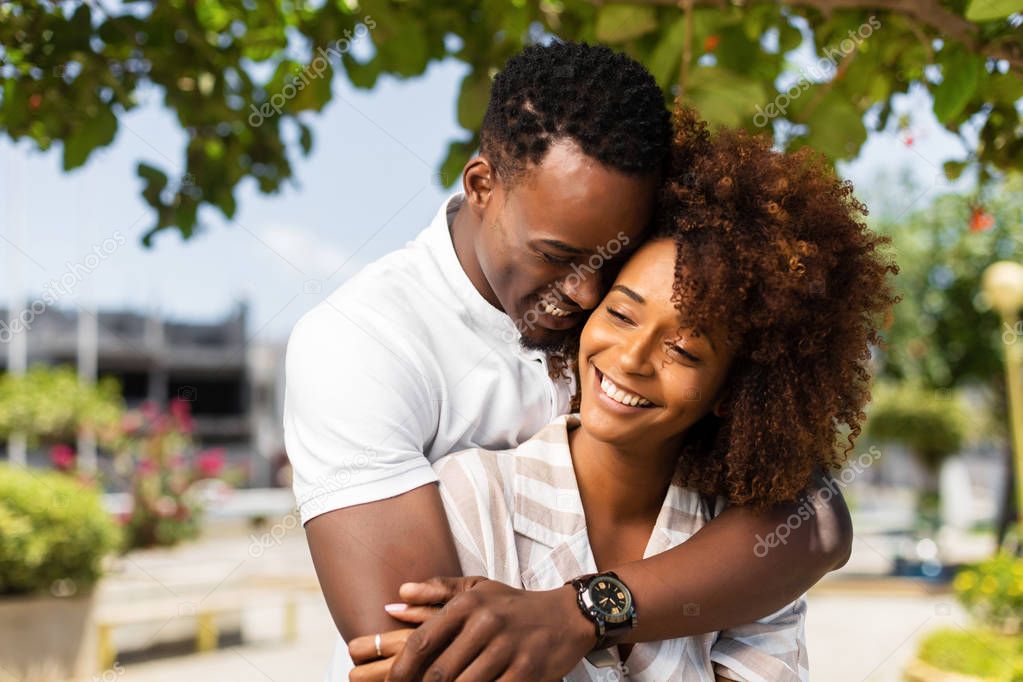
[982,261,1023,528]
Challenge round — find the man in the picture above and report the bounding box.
[284,42,851,681]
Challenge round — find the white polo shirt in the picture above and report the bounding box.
[284,193,576,525]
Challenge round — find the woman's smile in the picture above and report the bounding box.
[592,364,657,411]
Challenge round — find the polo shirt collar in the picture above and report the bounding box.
[422,193,522,347]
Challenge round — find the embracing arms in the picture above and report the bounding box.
[614,469,851,640]
[305,484,461,641]
[381,471,850,680]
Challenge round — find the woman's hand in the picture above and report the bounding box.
[384,577,596,682]
[348,605,439,682]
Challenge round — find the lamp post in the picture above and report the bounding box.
[982,261,1023,528]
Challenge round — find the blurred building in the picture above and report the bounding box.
[0,303,286,487]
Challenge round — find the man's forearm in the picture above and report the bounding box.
[304,483,462,640]
[613,478,851,641]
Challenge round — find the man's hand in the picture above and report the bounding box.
[385,577,596,682]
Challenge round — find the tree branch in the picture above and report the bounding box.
[677,0,694,99]
[591,0,1023,73]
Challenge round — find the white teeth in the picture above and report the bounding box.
[541,300,572,317]
[599,374,653,407]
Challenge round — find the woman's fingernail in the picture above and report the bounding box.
[384,603,408,613]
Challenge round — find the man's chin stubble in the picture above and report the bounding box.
[518,329,575,355]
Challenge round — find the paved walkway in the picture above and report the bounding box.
[92,524,971,682]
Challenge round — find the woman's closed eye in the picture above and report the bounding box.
[666,341,700,363]
[606,306,634,325]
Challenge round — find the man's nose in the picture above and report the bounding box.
[561,269,603,310]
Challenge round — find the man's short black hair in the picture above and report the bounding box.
[480,41,671,183]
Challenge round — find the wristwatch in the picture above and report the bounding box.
[568,571,638,654]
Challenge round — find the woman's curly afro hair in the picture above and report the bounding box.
[656,107,899,509]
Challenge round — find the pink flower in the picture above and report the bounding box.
[50,444,76,471]
[196,448,226,478]
[153,496,177,517]
[169,398,195,434]
[140,401,159,422]
[137,458,158,475]
[120,412,144,435]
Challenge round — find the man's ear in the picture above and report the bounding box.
[462,155,495,215]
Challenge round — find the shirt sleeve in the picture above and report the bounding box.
[433,451,521,586]
[710,597,809,682]
[284,300,440,525]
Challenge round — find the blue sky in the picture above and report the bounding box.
[1,54,971,345]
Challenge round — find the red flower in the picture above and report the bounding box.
[703,35,719,52]
[196,448,226,478]
[969,206,995,232]
[50,444,76,471]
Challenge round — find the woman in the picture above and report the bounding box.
[351,110,897,680]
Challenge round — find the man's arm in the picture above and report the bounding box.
[284,304,459,642]
[615,472,851,640]
[305,483,461,640]
[385,474,851,681]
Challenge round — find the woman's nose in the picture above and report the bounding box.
[617,334,655,376]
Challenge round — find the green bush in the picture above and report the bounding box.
[0,464,121,596]
[917,627,1023,680]
[955,551,1023,634]
[866,382,968,472]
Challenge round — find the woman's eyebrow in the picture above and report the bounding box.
[610,284,644,303]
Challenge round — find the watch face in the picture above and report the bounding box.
[587,575,632,624]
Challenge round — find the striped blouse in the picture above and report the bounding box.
[433,413,809,682]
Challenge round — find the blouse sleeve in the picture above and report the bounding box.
[710,597,809,682]
[433,450,522,586]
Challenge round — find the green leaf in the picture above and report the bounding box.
[213,187,237,219]
[456,72,491,131]
[714,25,759,74]
[298,122,313,155]
[137,162,169,206]
[964,0,1023,22]
[684,67,765,128]
[933,46,983,124]
[376,21,429,77]
[439,138,476,187]
[196,0,231,32]
[799,91,867,159]
[595,5,657,43]
[342,53,382,89]
[943,160,968,181]
[62,108,117,171]
[648,16,687,88]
